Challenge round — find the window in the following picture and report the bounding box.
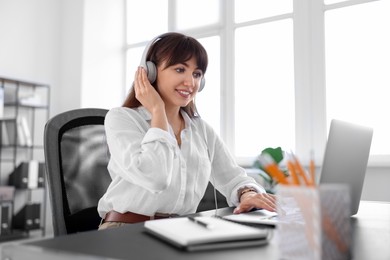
[175,0,219,30]
[126,0,168,43]
[235,20,295,158]
[325,0,390,164]
[125,0,388,167]
[196,36,221,135]
[235,0,292,22]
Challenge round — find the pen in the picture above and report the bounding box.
[188,216,212,229]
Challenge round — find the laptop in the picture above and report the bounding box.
[319,119,373,215]
[223,119,373,225]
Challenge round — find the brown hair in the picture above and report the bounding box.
[123,32,208,118]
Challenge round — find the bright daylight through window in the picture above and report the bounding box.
[126,0,389,166]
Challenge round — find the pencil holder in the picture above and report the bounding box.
[276,184,351,260]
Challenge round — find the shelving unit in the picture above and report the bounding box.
[0,76,50,241]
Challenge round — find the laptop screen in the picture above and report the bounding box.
[319,119,373,215]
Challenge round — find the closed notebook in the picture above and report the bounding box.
[144,216,270,251]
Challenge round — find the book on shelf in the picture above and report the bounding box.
[0,202,12,235]
[1,117,33,147]
[19,93,44,107]
[16,117,26,146]
[18,116,32,147]
[144,216,270,251]
[8,161,45,189]
[13,203,41,231]
[1,121,10,146]
[0,87,4,118]
[3,120,16,146]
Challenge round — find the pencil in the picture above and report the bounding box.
[264,164,290,185]
[291,154,312,186]
[309,150,316,186]
[258,154,289,185]
[287,160,300,185]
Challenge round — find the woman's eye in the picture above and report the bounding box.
[174,67,202,78]
[193,72,202,78]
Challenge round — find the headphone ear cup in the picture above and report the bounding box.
[146,61,157,83]
[199,77,206,92]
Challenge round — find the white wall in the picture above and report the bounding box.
[0,0,124,116]
[82,0,125,108]
[0,0,125,237]
[58,0,84,113]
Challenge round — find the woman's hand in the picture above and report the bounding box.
[233,192,277,214]
[134,67,168,131]
[134,67,165,114]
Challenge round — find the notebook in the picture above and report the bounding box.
[223,119,373,224]
[144,216,270,251]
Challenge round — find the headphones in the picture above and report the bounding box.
[139,33,206,92]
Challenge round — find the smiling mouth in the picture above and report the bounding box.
[177,90,191,97]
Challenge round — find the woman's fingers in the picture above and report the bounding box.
[234,193,277,214]
[133,67,165,114]
[140,66,150,88]
[134,67,149,98]
[256,193,277,211]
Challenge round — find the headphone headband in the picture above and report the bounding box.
[139,33,206,92]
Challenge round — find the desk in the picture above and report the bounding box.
[2,201,390,260]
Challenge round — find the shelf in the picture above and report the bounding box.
[0,230,29,242]
[0,117,16,122]
[0,76,49,88]
[4,103,49,109]
[0,144,43,149]
[0,158,15,163]
[0,76,49,242]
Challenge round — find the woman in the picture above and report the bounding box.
[98,32,276,230]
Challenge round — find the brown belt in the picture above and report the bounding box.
[103,210,177,224]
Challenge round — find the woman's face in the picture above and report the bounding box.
[156,57,203,110]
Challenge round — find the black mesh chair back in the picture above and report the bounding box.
[197,183,229,212]
[44,108,111,236]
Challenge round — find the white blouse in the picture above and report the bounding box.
[97,106,265,218]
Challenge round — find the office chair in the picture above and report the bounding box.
[44,108,111,236]
[197,183,228,212]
